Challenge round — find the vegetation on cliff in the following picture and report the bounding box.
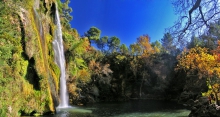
[0,0,63,116]
[0,0,220,116]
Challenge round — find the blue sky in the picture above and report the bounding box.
[69,0,177,46]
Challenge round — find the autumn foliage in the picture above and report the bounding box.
[176,43,220,104]
[176,47,218,76]
[137,35,154,57]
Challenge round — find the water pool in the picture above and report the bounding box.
[42,100,190,117]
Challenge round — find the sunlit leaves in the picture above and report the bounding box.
[176,47,217,75]
[176,46,220,97]
[176,46,220,101]
[129,43,141,56]
[89,60,101,75]
[77,69,91,83]
[151,40,162,53]
[119,44,129,54]
[116,55,126,61]
[0,46,12,61]
[212,40,220,62]
[62,0,73,22]
[85,27,101,44]
[137,35,154,57]
[76,38,90,54]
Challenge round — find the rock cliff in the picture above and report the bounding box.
[0,0,62,116]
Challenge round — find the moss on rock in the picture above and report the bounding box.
[0,0,61,116]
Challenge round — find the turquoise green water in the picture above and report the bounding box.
[42,100,190,117]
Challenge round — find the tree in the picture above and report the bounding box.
[85,27,101,45]
[187,35,203,49]
[119,44,129,55]
[151,40,162,53]
[62,0,73,22]
[63,29,92,103]
[167,0,220,41]
[136,35,155,97]
[60,0,73,30]
[89,60,112,85]
[176,46,220,105]
[107,36,120,53]
[137,35,154,57]
[200,34,216,50]
[161,33,176,55]
[129,43,142,93]
[208,20,220,39]
[129,43,142,56]
[96,36,108,53]
[187,20,220,49]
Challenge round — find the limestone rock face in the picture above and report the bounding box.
[0,0,60,116]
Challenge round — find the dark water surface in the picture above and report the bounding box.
[42,100,190,117]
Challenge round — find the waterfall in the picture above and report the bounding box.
[53,5,69,108]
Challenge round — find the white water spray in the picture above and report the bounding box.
[53,5,69,108]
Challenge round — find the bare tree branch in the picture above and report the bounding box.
[167,0,220,44]
[199,6,209,27]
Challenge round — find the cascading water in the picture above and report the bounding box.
[53,5,69,108]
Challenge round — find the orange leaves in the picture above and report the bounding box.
[137,35,154,58]
[212,40,220,62]
[89,60,101,75]
[89,60,112,76]
[177,47,218,76]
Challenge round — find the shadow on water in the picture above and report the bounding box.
[41,100,190,117]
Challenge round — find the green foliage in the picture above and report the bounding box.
[119,44,129,54]
[85,27,101,44]
[0,0,59,116]
[96,36,108,52]
[129,43,142,56]
[62,0,73,22]
[187,35,204,49]
[161,33,176,55]
[151,40,162,53]
[108,36,120,53]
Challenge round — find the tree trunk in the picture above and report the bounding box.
[214,92,219,105]
[139,73,145,98]
[211,85,219,105]
[139,79,143,98]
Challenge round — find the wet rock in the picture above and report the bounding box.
[189,97,220,117]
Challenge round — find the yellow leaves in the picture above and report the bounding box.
[137,35,154,58]
[116,55,126,61]
[177,46,220,99]
[78,69,91,83]
[176,47,219,76]
[67,83,77,96]
[153,46,160,53]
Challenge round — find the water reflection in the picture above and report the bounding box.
[42,100,190,117]
[56,111,68,117]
